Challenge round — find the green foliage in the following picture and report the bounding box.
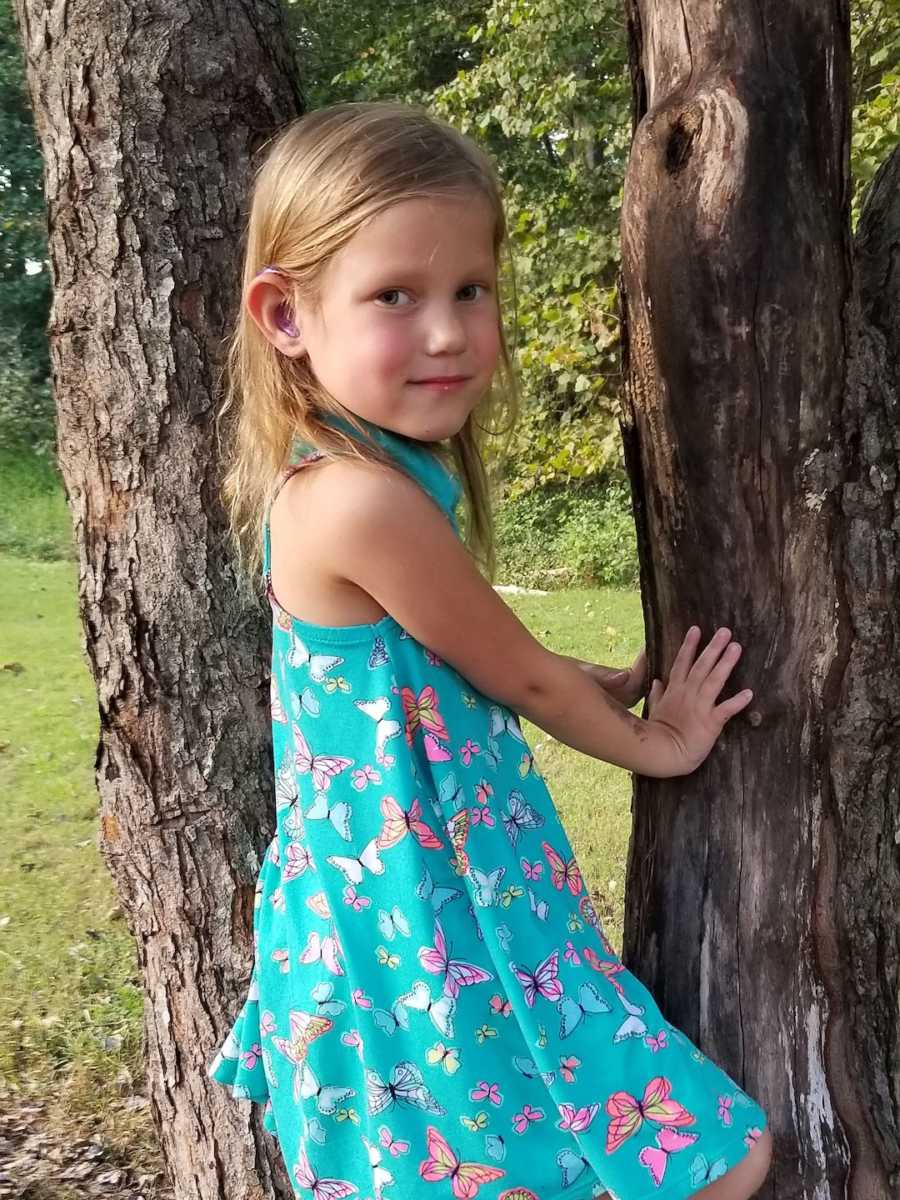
[850,0,900,227]
[0,0,52,409]
[493,472,638,589]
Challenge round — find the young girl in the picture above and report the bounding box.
[209,101,772,1200]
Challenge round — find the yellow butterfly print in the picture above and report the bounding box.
[336,1106,360,1124]
[461,1111,489,1131]
[500,885,524,907]
[536,1025,548,1049]
[323,676,351,694]
[425,1041,461,1074]
[474,1024,498,1044]
[446,807,471,876]
[375,945,400,969]
[461,693,476,709]
[567,912,584,932]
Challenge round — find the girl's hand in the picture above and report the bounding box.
[571,646,648,709]
[646,626,753,775]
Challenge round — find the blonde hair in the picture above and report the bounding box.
[215,100,520,602]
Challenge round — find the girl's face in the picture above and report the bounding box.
[256,191,502,443]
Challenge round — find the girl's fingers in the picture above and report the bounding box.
[713,687,754,723]
[687,626,734,687]
[667,626,703,686]
[698,641,743,701]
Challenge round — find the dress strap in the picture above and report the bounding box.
[262,451,325,591]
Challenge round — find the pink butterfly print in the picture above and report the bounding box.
[745,1126,764,1147]
[645,1030,668,1053]
[351,988,373,1008]
[241,1042,263,1071]
[512,1104,544,1134]
[489,994,511,1018]
[299,930,344,975]
[260,1010,277,1036]
[470,1080,503,1106]
[559,1055,581,1083]
[424,732,453,763]
[638,1127,699,1187]
[418,917,494,998]
[284,842,314,882]
[272,948,290,974]
[292,723,353,792]
[583,946,627,995]
[293,1145,358,1200]
[341,1030,365,1060]
[474,778,493,805]
[520,857,543,881]
[425,649,443,667]
[541,839,583,895]
[470,805,494,827]
[557,1102,599,1133]
[510,948,564,1008]
[605,1076,697,1154]
[717,1094,734,1126]
[378,1124,410,1156]
[459,738,481,765]
[351,764,381,791]
[375,746,395,769]
[343,884,371,912]
[563,939,581,966]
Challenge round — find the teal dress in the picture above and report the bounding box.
[208,414,768,1200]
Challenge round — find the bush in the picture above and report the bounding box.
[494,474,638,590]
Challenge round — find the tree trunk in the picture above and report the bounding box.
[13,3,303,1196]
[617,2,899,1197]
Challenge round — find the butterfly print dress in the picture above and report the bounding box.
[208,412,768,1200]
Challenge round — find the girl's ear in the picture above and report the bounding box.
[245,275,307,358]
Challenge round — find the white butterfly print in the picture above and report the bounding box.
[271,675,288,724]
[376,905,411,941]
[528,887,549,920]
[368,636,390,669]
[309,980,346,1018]
[612,983,648,1042]
[299,929,344,976]
[361,1134,395,1200]
[470,866,505,907]
[501,789,545,847]
[306,791,353,841]
[372,1001,410,1037]
[365,1060,446,1117]
[415,864,462,915]
[290,687,321,719]
[275,755,305,839]
[354,696,402,763]
[557,981,612,1039]
[489,703,526,744]
[326,838,385,885]
[297,1059,356,1115]
[286,628,345,683]
[395,980,456,1038]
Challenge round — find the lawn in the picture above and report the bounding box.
[0,454,643,1167]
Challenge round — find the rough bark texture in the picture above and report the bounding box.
[13,3,303,1197]
[617,2,898,1197]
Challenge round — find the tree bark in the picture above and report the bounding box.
[617,2,898,1197]
[13,2,303,1196]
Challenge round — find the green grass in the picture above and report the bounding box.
[0,452,643,1167]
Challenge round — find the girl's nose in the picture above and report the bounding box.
[423,303,467,354]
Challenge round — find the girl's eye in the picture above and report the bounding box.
[375,289,413,307]
[458,283,488,301]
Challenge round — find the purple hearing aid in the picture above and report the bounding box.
[256,265,299,336]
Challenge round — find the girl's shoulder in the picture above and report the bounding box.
[268,454,396,628]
